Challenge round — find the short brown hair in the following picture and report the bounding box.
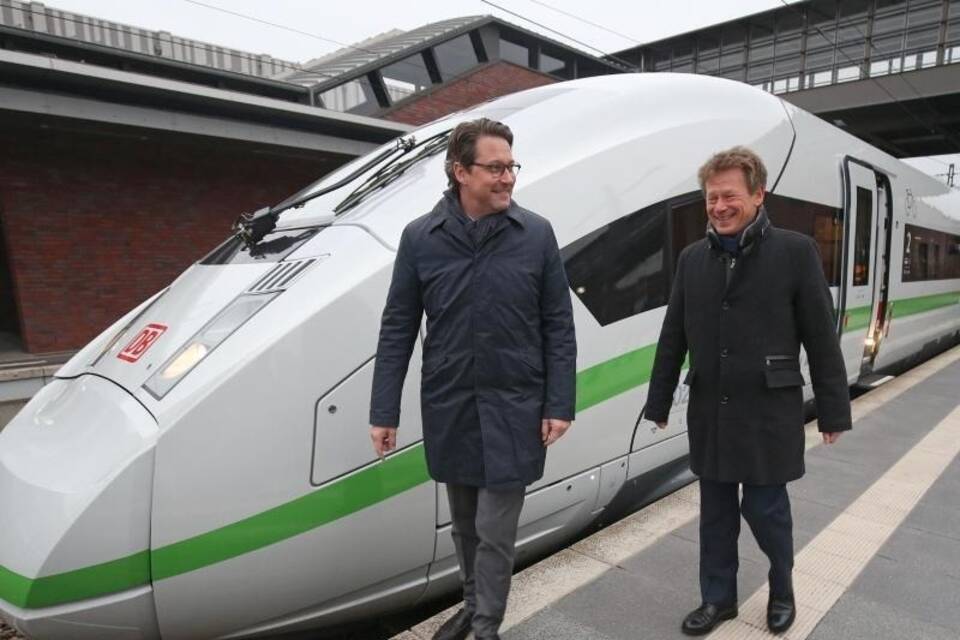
[445,118,514,191]
[697,146,768,194]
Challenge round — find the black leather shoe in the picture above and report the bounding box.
[681,602,738,636]
[767,594,796,634]
[432,608,473,640]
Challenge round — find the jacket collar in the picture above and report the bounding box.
[705,205,771,256]
[428,189,525,232]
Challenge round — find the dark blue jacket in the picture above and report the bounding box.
[370,190,577,488]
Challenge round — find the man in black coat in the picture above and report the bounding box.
[369,118,577,640]
[645,146,851,636]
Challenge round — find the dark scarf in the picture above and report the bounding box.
[706,205,771,256]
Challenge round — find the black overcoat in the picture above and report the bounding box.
[370,190,577,489]
[645,209,852,485]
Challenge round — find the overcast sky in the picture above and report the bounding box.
[39,0,959,177]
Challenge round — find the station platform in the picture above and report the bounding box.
[396,345,960,640]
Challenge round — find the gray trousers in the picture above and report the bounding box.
[447,483,526,638]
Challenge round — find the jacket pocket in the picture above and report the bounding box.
[683,368,696,385]
[764,354,804,387]
[765,354,800,369]
[764,369,805,388]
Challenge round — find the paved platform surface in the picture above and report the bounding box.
[398,345,960,640]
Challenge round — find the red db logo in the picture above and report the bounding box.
[118,323,168,363]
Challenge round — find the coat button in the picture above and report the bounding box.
[721,301,730,310]
[720,348,728,358]
[721,395,729,404]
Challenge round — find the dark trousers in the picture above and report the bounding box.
[699,479,794,606]
[447,483,525,638]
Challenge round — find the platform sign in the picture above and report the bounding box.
[118,323,168,363]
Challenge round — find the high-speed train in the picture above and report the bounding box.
[1,73,959,639]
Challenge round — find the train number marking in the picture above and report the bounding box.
[118,323,168,363]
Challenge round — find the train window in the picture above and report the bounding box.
[670,195,707,260]
[201,227,321,265]
[562,203,668,326]
[902,224,960,281]
[765,193,842,286]
[852,187,873,286]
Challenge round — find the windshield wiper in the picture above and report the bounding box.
[232,134,423,248]
[334,130,451,215]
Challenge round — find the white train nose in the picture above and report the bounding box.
[0,375,160,639]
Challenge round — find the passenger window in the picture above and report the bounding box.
[853,187,873,286]
[765,193,842,286]
[902,224,960,281]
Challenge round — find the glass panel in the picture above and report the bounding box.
[654,50,672,70]
[837,22,868,45]
[872,13,907,36]
[902,224,960,281]
[839,0,870,20]
[698,32,720,57]
[950,20,960,42]
[776,36,802,56]
[672,62,694,73]
[721,67,746,80]
[380,54,432,104]
[562,204,668,326]
[808,0,838,29]
[777,11,804,36]
[773,78,789,93]
[434,34,478,79]
[869,59,891,75]
[838,44,866,64]
[751,42,775,61]
[872,33,905,55]
[812,69,834,86]
[672,39,695,65]
[903,53,918,70]
[951,46,960,63]
[805,48,836,69]
[907,4,943,27]
[750,18,775,44]
[721,23,746,49]
[721,50,745,68]
[500,38,529,66]
[319,77,378,115]
[670,197,707,260]
[921,50,939,67]
[765,193,842,286]
[905,27,940,49]
[853,186,872,286]
[697,56,719,73]
[787,76,801,91]
[807,27,837,48]
[837,65,862,81]
[748,62,773,81]
[775,56,802,74]
[540,51,568,76]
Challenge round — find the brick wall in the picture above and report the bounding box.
[0,122,345,353]
[383,61,557,126]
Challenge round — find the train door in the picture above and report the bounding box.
[839,159,881,381]
[862,174,894,371]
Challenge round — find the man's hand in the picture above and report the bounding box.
[656,421,667,429]
[370,426,398,459]
[822,431,842,445]
[541,418,571,446]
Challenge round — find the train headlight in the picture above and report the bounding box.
[144,292,278,399]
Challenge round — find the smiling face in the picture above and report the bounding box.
[704,168,765,236]
[453,135,516,217]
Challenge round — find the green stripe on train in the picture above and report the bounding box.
[3,287,956,609]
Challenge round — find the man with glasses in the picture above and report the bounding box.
[369,118,577,640]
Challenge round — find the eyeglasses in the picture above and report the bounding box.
[469,161,522,177]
